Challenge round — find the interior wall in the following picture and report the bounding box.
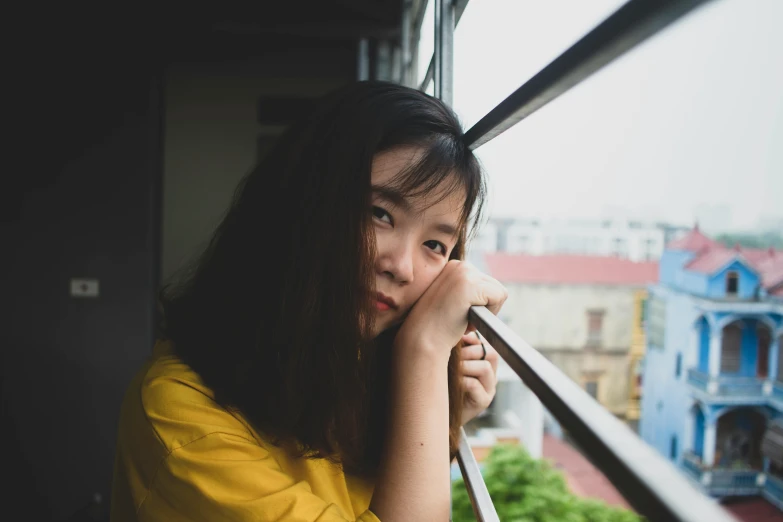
[2,81,161,521]
[162,61,350,281]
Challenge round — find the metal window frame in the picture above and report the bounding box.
[419,0,468,92]
[463,0,715,150]
[426,0,740,520]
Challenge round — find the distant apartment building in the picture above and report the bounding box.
[639,226,783,508]
[472,218,681,262]
[484,253,659,417]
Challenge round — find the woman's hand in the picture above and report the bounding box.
[459,331,499,425]
[394,260,508,361]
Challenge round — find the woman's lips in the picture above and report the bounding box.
[376,300,391,311]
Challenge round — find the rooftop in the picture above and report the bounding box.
[672,227,783,290]
[484,253,659,286]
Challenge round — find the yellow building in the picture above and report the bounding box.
[626,289,648,424]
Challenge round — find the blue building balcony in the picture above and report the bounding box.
[770,382,783,411]
[687,369,770,405]
[763,474,783,510]
[682,451,764,497]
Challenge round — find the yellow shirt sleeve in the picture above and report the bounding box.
[137,431,380,522]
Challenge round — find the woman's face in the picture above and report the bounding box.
[370,146,465,337]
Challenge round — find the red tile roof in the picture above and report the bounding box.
[723,496,783,522]
[484,254,658,286]
[667,229,783,288]
[542,434,631,510]
[684,248,755,274]
[759,256,783,290]
[666,225,722,252]
[666,227,783,291]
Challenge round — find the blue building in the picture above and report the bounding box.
[640,226,783,507]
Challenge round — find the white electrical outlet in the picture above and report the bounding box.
[70,278,100,298]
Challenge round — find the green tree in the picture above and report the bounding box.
[451,444,642,522]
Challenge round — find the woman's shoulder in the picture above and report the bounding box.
[129,339,259,453]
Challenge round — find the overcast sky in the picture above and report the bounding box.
[420,0,783,233]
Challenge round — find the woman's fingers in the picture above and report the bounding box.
[460,360,496,396]
[461,376,493,411]
[481,276,508,316]
[461,333,499,374]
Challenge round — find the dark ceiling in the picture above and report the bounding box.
[7,0,405,220]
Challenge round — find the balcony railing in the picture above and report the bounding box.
[687,369,766,402]
[681,450,703,480]
[773,381,783,403]
[422,0,736,519]
[681,451,764,496]
[763,474,783,510]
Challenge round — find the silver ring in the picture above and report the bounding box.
[480,341,487,361]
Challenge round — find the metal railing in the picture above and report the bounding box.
[681,450,764,496]
[709,469,761,495]
[420,0,738,520]
[687,369,766,398]
[764,474,783,509]
[773,382,783,403]
[681,450,703,480]
[462,307,737,521]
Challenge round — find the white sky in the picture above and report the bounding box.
[421,0,783,233]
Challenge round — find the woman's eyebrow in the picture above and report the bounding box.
[371,186,412,212]
[434,222,458,237]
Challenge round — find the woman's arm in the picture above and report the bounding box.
[369,260,507,522]
[369,341,452,521]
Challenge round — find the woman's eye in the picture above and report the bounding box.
[424,240,447,255]
[372,206,392,224]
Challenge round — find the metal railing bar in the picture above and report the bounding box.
[468,305,738,522]
[456,428,500,522]
[419,0,470,92]
[463,0,713,149]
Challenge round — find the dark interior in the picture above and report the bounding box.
[4,2,407,520]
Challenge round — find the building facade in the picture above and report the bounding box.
[626,289,648,429]
[484,253,658,417]
[472,218,679,262]
[639,227,783,507]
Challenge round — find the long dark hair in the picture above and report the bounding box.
[159,81,485,476]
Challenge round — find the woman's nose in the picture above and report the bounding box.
[377,241,415,284]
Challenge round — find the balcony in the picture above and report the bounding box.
[763,474,783,511]
[687,369,769,405]
[681,451,763,497]
[769,382,783,411]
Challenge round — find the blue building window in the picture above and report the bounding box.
[726,270,739,296]
[670,435,678,461]
[675,353,682,378]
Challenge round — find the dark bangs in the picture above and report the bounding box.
[377,134,485,249]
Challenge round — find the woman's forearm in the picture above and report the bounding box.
[369,342,451,522]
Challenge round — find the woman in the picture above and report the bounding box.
[111,81,507,521]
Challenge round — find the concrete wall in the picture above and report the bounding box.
[162,64,348,280]
[677,268,709,297]
[639,285,698,462]
[500,283,639,414]
[503,284,637,350]
[542,350,631,415]
[660,250,695,287]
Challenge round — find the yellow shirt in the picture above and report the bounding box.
[111,341,380,522]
